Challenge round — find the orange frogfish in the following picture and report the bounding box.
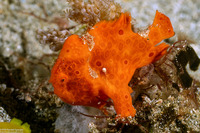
[50,11,174,117]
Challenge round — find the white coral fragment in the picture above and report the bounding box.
[82,32,95,51]
[88,66,98,79]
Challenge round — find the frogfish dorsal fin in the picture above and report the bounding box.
[148,10,175,45]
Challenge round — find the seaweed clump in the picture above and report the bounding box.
[65,0,122,26]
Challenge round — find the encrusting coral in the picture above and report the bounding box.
[49,10,174,118]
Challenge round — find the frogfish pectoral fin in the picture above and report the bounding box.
[102,82,136,117]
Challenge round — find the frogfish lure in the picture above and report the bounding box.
[49,11,174,117]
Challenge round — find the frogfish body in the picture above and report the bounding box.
[50,11,174,117]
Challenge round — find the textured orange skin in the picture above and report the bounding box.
[49,11,174,117]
